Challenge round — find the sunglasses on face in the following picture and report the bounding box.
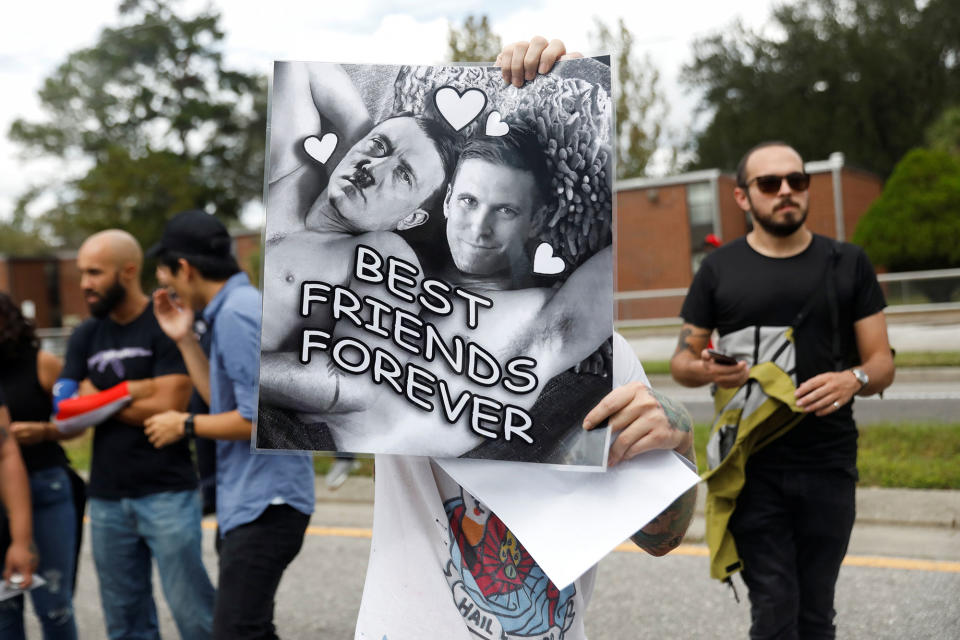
[746,172,811,194]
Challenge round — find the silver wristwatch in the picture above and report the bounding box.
[851,367,869,390]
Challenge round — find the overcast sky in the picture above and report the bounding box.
[0,0,779,228]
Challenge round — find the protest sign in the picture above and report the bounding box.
[255,58,614,467]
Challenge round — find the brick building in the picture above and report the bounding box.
[2,154,880,329]
[0,231,261,330]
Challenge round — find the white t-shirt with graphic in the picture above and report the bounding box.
[355,333,649,640]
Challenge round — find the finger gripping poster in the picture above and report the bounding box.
[255,58,614,468]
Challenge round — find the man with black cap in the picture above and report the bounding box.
[143,210,315,640]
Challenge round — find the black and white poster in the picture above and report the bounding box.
[254,57,614,467]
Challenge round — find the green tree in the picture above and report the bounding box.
[925,105,960,157]
[683,0,960,177]
[0,192,51,256]
[447,15,502,62]
[8,0,265,250]
[852,148,960,295]
[591,18,669,179]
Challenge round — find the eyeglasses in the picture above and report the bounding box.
[745,172,811,194]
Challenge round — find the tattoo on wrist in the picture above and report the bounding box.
[675,328,696,356]
[648,388,693,433]
[675,328,709,356]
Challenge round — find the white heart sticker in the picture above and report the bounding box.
[485,111,510,136]
[434,86,488,132]
[303,133,338,165]
[533,243,565,275]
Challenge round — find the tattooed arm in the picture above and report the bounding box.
[0,406,37,587]
[629,388,697,556]
[669,322,713,387]
[669,322,748,389]
[582,384,697,556]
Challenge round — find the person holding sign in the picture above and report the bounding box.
[354,38,698,640]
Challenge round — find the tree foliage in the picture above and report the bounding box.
[591,18,668,179]
[852,148,960,277]
[447,15,502,62]
[0,192,51,256]
[682,0,960,177]
[925,105,960,157]
[8,0,266,250]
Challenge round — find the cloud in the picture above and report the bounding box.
[0,0,781,220]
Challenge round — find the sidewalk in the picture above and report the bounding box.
[315,476,960,562]
[620,321,960,361]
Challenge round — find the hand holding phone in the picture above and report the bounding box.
[706,349,738,366]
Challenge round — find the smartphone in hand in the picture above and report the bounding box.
[706,349,738,366]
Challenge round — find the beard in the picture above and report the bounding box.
[87,276,127,318]
[750,197,809,238]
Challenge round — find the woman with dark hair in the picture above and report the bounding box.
[0,292,80,640]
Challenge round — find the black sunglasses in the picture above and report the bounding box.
[746,172,811,194]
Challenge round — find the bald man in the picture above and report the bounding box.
[60,230,215,640]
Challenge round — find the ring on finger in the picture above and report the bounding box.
[832,400,840,409]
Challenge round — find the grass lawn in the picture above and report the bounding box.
[63,421,960,490]
[892,351,960,368]
[693,421,960,489]
[60,430,379,479]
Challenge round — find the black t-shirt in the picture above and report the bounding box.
[61,302,197,498]
[680,234,886,469]
[0,343,69,472]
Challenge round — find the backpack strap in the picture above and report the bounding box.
[824,240,843,371]
[791,238,843,370]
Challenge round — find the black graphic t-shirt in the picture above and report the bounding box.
[681,234,886,470]
[61,302,197,498]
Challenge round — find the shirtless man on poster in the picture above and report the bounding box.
[260,121,613,457]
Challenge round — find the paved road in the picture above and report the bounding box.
[32,500,960,639]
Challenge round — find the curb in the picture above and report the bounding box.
[316,477,960,530]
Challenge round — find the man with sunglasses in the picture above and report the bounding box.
[671,141,895,639]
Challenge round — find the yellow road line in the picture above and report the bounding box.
[94,517,960,574]
[201,520,373,538]
[841,555,960,573]
[306,525,373,539]
[299,526,960,574]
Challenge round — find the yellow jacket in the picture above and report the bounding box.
[701,358,806,580]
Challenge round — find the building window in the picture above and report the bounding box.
[686,181,717,273]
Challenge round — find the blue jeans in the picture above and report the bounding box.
[90,490,215,640]
[0,465,78,640]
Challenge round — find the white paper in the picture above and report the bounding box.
[0,574,46,602]
[437,449,700,590]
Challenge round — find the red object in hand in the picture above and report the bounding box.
[54,381,132,434]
